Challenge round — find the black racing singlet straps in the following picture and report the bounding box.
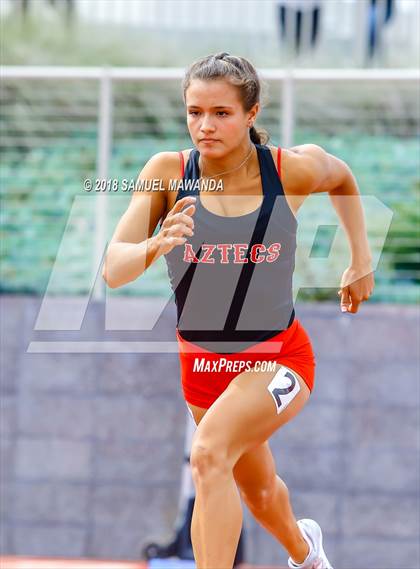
[174,144,292,334]
[172,149,202,319]
[223,191,276,331]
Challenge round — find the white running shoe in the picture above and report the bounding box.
[287,518,334,569]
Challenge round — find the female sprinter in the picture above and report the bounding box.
[102,53,375,569]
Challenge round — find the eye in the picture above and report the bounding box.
[188,110,200,116]
[217,111,229,116]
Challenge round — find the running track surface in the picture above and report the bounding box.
[0,557,287,569]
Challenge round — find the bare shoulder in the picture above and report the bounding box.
[138,150,182,184]
[133,149,192,206]
[140,148,195,179]
[107,148,195,248]
[267,143,334,195]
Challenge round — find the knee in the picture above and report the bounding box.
[190,441,230,480]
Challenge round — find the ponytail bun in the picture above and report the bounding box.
[250,125,269,145]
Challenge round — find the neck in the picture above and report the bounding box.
[199,138,255,179]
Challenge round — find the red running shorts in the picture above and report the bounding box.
[176,318,316,409]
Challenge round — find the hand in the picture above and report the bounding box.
[156,196,196,256]
[338,262,375,314]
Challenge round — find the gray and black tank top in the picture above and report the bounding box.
[162,143,297,353]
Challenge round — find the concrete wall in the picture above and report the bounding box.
[1,295,419,568]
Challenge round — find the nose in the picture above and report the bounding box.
[200,114,216,134]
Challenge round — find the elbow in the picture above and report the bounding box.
[102,262,119,289]
[102,246,119,289]
[325,160,354,196]
[102,274,114,289]
[102,275,119,290]
[102,272,114,289]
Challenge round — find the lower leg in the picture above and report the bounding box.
[244,474,310,564]
[190,492,203,566]
[191,467,243,569]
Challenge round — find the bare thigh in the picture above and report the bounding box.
[192,364,309,465]
[186,363,309,488]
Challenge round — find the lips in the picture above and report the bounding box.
[200,139,218,142]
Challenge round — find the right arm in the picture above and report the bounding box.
[102,152,196,289]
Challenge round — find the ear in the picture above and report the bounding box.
[247,102,260,125]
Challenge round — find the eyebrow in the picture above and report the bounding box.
[187,105,234,109]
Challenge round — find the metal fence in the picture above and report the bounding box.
[1,66,419,302]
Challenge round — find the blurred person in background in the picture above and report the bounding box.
[277,0,323,56]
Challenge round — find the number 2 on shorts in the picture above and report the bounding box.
[267,366,301,414]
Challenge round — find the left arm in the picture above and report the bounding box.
[290,144,375,314]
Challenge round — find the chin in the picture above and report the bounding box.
[198,141,226,153]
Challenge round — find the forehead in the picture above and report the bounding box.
[185,78,241,107]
